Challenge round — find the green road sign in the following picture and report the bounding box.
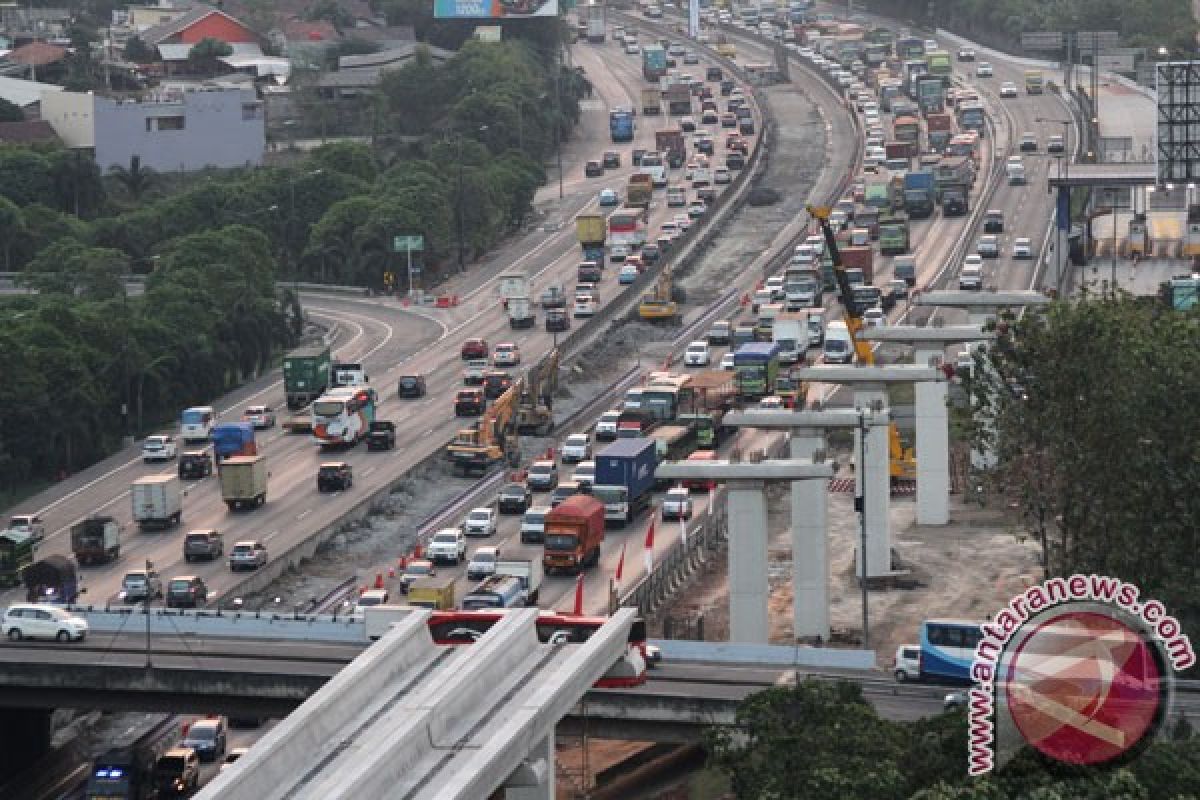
[392,235,425,252]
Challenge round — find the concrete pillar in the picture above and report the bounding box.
[913,346,949,526]
[727,479,769,643]
[853,392,891,579]
[505,732,553,800]
[0,708,52,776]
[789,433,829,640]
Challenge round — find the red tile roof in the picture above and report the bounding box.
[7,42,68,67]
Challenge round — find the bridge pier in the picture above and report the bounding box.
[505,732,553,800]
[0,707,52,774]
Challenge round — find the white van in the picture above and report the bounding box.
[822,320,854,364]
[180,406,215,444]
[806,309,827,345]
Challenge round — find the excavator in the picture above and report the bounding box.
[446,380,521,476]
[516,348,558,435]
[637,264,679,321]
[807,204,917,483]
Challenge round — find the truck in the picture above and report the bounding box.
[210,422,256,463]
[131,475,182,531]
[1024,69,1044,94]
[784,267,822,310]
[678,370,736,449]
[283,345,332,411]
[863,179,891,212]
[542,494,606,574]
[71,516,121,565]
[609,110,634,143]
[626,173,653,209]
[0,530,34,588]
[24,554,78,604]
[772,312,810,365]
[655,129,686,169]
[885,140,913,161]
[903,170,936,218]
[840,245,877,282]
[733,342,781,400]
[892,115,920,148]
[593,437,657,525]
[585,2,606,42]
[641,87,662,115]
[642,44,667,82]
[462,574,528,610]
[366,420,396,451]
[916,74,945,114]
[664,83,692,116]
[877,215,909,255]
[575,215,606,250]
[934,155,974,195]
[507,296,534,329]
[498,271,531,305]
[495,558,543,605]
[407,575,456,610]
[942,183,970,216]
[925,112,954,152]
[648,424,697,463]
[219,455,268,510]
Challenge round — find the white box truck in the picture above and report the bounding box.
[131,475,183,531]
[772,313,810,365]
[219,455,269,510]
[495,558,544,606]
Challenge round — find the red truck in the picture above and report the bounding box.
[841,246,875,284]
[885,140,913,160]
[655,129,686,169]
[542,495,606,575]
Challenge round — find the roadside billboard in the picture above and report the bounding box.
[434,0,559,19]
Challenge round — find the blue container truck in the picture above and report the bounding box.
[593,437,657,526]
[903,170,936,218]
[211,422,257,462]
[609,110,635,143]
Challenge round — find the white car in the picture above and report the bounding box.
[595,410,621,440]
[714,168,731,184]
[573,460,596,488]
[719,352,736,370]
[666,187,687,207]
[3,603,88,642]
[560,433,592,463]
[573,295,597,317]
[864,307,885,328]
[428,528,467,564]
[1000,82,1018,98]
[354,588,389,613]
[976,62,993,77]
[142,434,178,462]
[661,487,693,520]
[242,405,276,429]
[463,507,498,537]
[492,342,521,366]
[221,747,250,774]
[624,42,639,54]
[618,263,640,284]
[467,546,500,580]
[610,243,631,261]
[765,276,785,300]
[893,644,922,682]
[684,340,711,367]
[1012,237,1034,259]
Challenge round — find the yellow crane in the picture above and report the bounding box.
[446,381,521,476]
[808,204,917,482]
[517,349,559,436]
[638,264,679,320]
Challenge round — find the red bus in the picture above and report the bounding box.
[426,610,650,688]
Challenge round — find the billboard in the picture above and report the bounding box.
[434,0,559,19]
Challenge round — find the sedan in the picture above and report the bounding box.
[1047,135,1065,154]
[624,42,639,54]
[584,160,604,177]
[719,352,736,370]
[602,151,621,169]
[687,201,707,220]
[497,482,532,514]
[976,62,993,77]
[1000,82,1018,98]
[977,235,1000,258]
[683,51,699,65]
[714,168,731,185]
[463,507,498,537]
[560,433,592,463]
[684,340,711,367]
[661,487,693,521]
[680,116,697,132]
[618,264,640,284]
[1012,237,1034,259]
[242,405,276,429]
[1019,133,1038,152]
[492,342,521,366]
[598,188,619,206]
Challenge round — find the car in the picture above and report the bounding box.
[956,47,976,61]
[684,340,710,367]
[228,540,267,572]
[165,575,208,609]
[726,153,746,170]
[864,307,885,328]
[460,338,488,360]
[463,507,498,537]
[977,234,1000,258]
[959,256,984,290]
[694,135,714,155]
[759,395,785,409]
[1019,132,1038,152]
[181,717,227,762]
[242,405,275,429]
[944,691,967,711]
[584,160,604,177]
[561,433,592,463]
[983,209,1004,233]
[428,528,467,565]
[397,558,436,593]
[492,342,521,366]
[765,275,785,300]
[683,51,699,64]
[610,262,637,286]
[602,151,621,169]
[498,482,532,514]
[713,167,731,185]
[595,410,621,441]
[679,116,697,132]
[1047,134,1065,154]
[1000,82,1018,98]
[719,352,736,370]
[640,244,661,265]
[183,529,223,562]
[467,546,500,581]
[549,481,581,508]
[893,644,922,682]
[666,186,687,207]
[178,449,212,479]
[3,603,88,642]
[687,201,707,220]
[520,506,550,544]
[121,569,163,602]
[706,319,732,345]
[545,309,571,332]
[317,461,353,492]
[221,747,250,774]
[674,213,692,232]
[624,42,639,54]
[661,487,693,520]
[976,61,993,77]
[142,434,177,463]
[718,112,736,128]
[573,460,596,488]
[526,460,559,491]
[598,188,619,206]
[154,748,200,796]
[397,373,426,398]
[1012,237,1034,259]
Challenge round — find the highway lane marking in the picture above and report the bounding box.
[297,509,312,520]
[262,529,280,541]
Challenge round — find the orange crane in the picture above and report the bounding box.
[446,380,521,476]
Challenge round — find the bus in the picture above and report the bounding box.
[607,207,648,249]
[640,373,694,421]
[311,386,377,447]
[945,133,980,165]
[926,51,952,82]
[733,342,780,400]
[919,619,984,683]
[180,406,215,444]
[427,610,651,688]
[956,103,986,137]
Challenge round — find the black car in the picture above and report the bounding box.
[706,66,724,81]
[317,461,353,492]
[546,309,571,332]
[166,576,208,609]
[483,370,514,399]
[696,186,717,204]
[720,79,735,96]
[726,153,746,170]
[498,482,533,514]
[695,137,714,155]
[640,244,661,265]
[602,151,620,169]
[398,374,426,398]
[178,450,212,479]
[584,160,604,177]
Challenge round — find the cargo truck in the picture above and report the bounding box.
[0,530,34,588]
[24,555,78,604]
[678,370,735,449]
[542,494,606,574]
[585,3,605,42]
[1024,69,1044,94]
[462,574,527,610]
[283,345,332,411]
[507,296,534,329]
[785,267,821,309]
[210,422,256,463]
[925,112,954,152]
[840,245,877,283]
[733,342,781,400]
[593,437,657,525]
[642,44,667,81]
[219,455,268,510]
[495,558,543,605]
[407,575,456,610]
[575,214,606,250]
[664,84,692,117]
[916,74,945,113]
[498,271,531,307]
[885,140,913,161]
[655,129,686,169]
[935,155,974,195]
[641,87,662,115]
[942,183,970,216]
[903,170,936,218]
[71,516,120,565]
[626,173,653,209]
[878,214,910,255]
[131,475,182,531]
[772,313,810,365]
[648,424,697,463]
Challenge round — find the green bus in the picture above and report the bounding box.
[0,530,34,588]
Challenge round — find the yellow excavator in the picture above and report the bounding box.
[517,348,558,436]
[638,265,679,321]
[446,380,521,476]
[808,204,917,482]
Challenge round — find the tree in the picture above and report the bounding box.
[124,35,156,63]
[47,150,106,218]
[22,240,128,299]
[109,155,159,201]
[188,37,233,76]
[0,98,23,123]
[0,197,24,269]
[0,148,54,207]
[307,0,355,33]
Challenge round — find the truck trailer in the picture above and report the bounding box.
[283,345,331,411]
[131,475,182,531]
[543,494,606,574]
[593,437,657,525]
[219,455,269,510]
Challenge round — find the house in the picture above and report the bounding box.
[317,42,454,97]
[41,87,264,172]
[138,4,265,74]
[0,119,60,144]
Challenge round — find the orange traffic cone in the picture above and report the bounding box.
[399,556,408,569]
[413,544,423,559]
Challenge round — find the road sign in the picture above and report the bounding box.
[1021,31,1064,51]
[1096,53,1136,72]
[392,235,425,252]
[1075,31,1120,54]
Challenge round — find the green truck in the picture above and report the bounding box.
[879,212,911,255]
[283,345,332,410]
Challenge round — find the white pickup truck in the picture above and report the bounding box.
[462,359,490,385]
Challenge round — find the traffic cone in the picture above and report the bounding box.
[414,544,423,559]
[374,573,384,589]
[399,556,409,569]
[741,293,750,306]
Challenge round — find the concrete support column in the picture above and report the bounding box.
[505,731,554,800]
[853,392,891,579]
[727,479,769,643]
[913,346,949,526]
[965,315,997,470]
[0,708,52,776]
[790,432,829,639]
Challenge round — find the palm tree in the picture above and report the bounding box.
[109,156,158,202]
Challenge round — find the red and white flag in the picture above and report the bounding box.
[572,572,585,616]
[643,519,656,574]
[615,541,627,583]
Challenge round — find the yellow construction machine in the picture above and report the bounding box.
[637,265,679,321]
[808,204,917,482]
[516,349,559,436]
[446,380,521,476]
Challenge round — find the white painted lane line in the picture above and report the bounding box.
[297,509,313,521]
